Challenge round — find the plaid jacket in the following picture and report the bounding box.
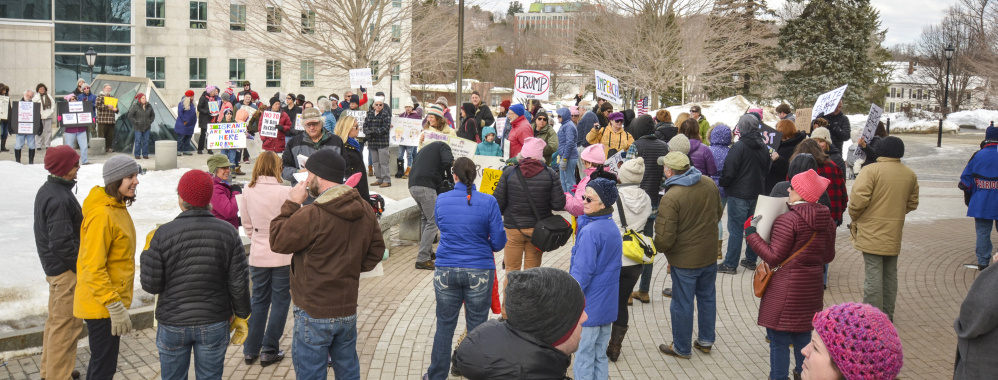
[815,161,848,223]
[95,94,117,125]
[363,108,392,149]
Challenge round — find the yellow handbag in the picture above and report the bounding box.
[616,198,656,264]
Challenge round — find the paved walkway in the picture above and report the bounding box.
[1,133,985,379]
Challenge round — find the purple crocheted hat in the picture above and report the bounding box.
[812,303,903,380]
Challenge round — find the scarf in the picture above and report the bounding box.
[347,137,361,150]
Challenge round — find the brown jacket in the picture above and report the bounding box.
[270,184,385,319]
[654,173,723,269]
[848,157,919,256]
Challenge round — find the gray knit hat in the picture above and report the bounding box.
[102,155,141,185]
[668,134,691,155]
[505,267,585,346]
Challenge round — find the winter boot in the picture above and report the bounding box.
[630,291,650,304]
[0,136,7,151]
[718,240,723,260]
[368,165,374,177]
[395,159,405,178]
[14,149,21,163]
[28,149,35,165]
[232,166,245,175]
[606,325,628,362]
[403,167,411,179]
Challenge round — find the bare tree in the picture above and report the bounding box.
[410,1,497,84]
[915,8,981,113]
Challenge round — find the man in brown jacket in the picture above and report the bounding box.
[270,149,386,379]
[654,152,722,359]
[848,136,918,321]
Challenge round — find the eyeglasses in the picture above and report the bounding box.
[583,196,596,203]
[305,122,321,127]
[536,117,548,121]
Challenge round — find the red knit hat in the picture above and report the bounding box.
[790,169,830,203]
[500,99,511,110]
[177,170,214,207]
[185,90,195,97]
[134,93,145,100]
[43,145,80,177]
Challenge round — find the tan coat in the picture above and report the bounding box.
[848,157,919,256]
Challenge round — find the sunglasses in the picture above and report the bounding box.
[536,117,548,121]
[612,119,623,123]
[690,110,699,113]
[583,195,597,203]
[305,122,321,127]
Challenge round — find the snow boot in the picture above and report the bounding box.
[394,159,405,178]
[606,325,628,362]
[368,165,374,177]
[28,149,35,165]
[14,149,21,163]
[0,136,7,151]
[403,167,411,179]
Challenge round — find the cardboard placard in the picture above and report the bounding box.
[0,95,8,119]
[449,136,477,159]
[494,117,507,139]
[854,103,884,161]
[68,101,83,113]
[755,195,790,242]
[207,123,247,149]
[103,96,118,109]
[514,70,551,101]
[478,168,503,195]
[391,117,422,147]
[260,111,280,138]
[343,110,367,138]
[472,155,508,190]
[208,101,220,116]
[595,70,621,104]
[760,124,783,152]
[811,85,848,121]
[349,68,374,88]
[57,101,95,126]
[794,108,812,132]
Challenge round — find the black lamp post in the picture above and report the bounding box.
[937,44,955,147]
[85,47,97,83]
[732,73,740,97]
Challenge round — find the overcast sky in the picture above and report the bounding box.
[471,0,949,47]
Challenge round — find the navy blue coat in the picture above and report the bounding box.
[435,182,507,270]
[175,100,198,135]
[570,212,622,327]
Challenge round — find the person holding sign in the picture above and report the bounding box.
[260,97,292,153]
[1,83,10,152]
[15,90,39,164]
[470,91,494,134]
[365,98,393,188]
[408,139,455,270]
[175,91,198,156]
[856,122,888,169]
[395,98,422,179]
[282,108,343,186]
[587,112,634,159]
[196,86,219,154]
[95,84,119,153]
[718,114,772,275]
[126,93,155,160]
[61,93,90,165]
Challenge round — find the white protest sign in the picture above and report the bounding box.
[472,155,508,192]
[260,111,280,138]
[68,101,83,113]
[344,110,367,138]
[603,151,626,174]
[595,70,621,105]
[207,123,247,149]
[78,113,92,124]
[854,103,884,161]
[420,131,450,149]
[449,136,477,159]
[755,195,790,243]
[494,117,507,139]
[295,114,303,131]
[208,101,220,116]
[514,70,552,101]
[349,68,374,88]
[503,138,511,159]
[811,85,848,121]
[62,114,78,124]
[18,123,33,134]
[297,154,309,168]
[391,117,422,147]
[18,101,33,123]
[0,95,8,119]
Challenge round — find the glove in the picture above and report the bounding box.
[106,301,132,336]
[230,184,242,193]
[359,85,366,94]
[559,159,568,171]
[744,215,762,237]
[230,317,249,345]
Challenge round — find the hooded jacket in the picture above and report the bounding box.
[282,103,302,137]
[655,168,723,269]
[954,260,998,379]
[688,139,717,178]
[211,176,240,228]
[494,159,566,230]
[555,108,579,161]
[75,186,136,319]
[458,103,480,142]
[571,210,622,326]
[507,115,533,158]
[654,121,678,143]
[409,141,454,191]
[848,157,919,256]
[612,184,652,267]
[628,116,669,207]
[765,131,807,194]
[747,202,836,332]
[452,320,572,379]
[127,101,155,132]
[140,209,251,326]
[281,130,344,185]
[708,125,732,198]
[577,110,599,147]
[719,114,771,200]
[533,120,559,165]
[475,126,502,157]
[269,185,386,319]
[260,109,292,153]
[34,176,82,276]
[238,176,293,267]
[434,182,507,270]
[961,144,998,220]
[175,99,198,136]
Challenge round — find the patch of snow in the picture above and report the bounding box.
[872,112,958,133]
[945,110,998,129]
[658,96,780,129]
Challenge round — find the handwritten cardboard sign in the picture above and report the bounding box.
[595,70,621,104]
[349,68,374,88]
[472,155,507,191]
[478,168,503,195]
[811,85,848,121]
[78,113,92,124]
[421,131,450,148]
[343,110,367,138]
[391,117,422,146]
[449,136,477,159]
[514,70,551,101]
[794,108,812,132]
[260,111,280,138]
[854,103,884,161]
[207,123,247,149]
[494,117,507,139]
[68,101,83,113]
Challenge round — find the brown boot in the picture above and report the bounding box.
[630,290,650,304]
[368,165,374,176]
[718,240,723,260]
[402,167,411,179]
[232,166,245,175]
[606,324,628,362]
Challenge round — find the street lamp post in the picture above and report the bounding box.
[732,73,740,97]
[455,0,465,109]
[85,47,97,83]
[937,44,955,148]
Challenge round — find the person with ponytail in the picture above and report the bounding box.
[424,157,506,380]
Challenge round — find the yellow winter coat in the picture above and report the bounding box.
[586,126,634,159]
[847,157,919,256]
[74,186,137,319]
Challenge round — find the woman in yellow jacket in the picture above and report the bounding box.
[74,155,141,380]
[586,111,634,159]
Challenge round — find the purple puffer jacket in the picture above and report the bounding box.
[688,139,717,178]
[211,175,241,228]
[708,125,732,198]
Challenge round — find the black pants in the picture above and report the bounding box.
[84,318,120,380]
[615,265,643,327]
[197,123,207,151]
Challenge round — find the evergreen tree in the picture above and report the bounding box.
[777,0,890,112]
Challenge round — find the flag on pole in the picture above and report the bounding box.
[636,96,650,117]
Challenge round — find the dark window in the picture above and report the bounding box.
[190,58,207,88]
[146,0,165,27]
[0,0,51,20]
[230,4,246,31]
[146,57,165,88]
[266,60,281,87]
[54,55,131,95]
[55,0,130,23]
[190,1,207,29]
[229,59,246,81]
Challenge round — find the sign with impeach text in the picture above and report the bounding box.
[207,123,247,149]
[595,70,621,104]
[514,70,551,101]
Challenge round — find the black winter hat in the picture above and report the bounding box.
[304,149,346,183]
[877,136,905,159]
[787,153,818,180]
[350,94,360,104]
[629,115,656,138]
[505,267,585,346]
[270,96,281,106]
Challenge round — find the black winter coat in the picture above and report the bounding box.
[33,176,82,276]
[654,122,678,143]
[364,108,392,148]
[140,210,251,326]
[196,93,213,130]
[823,112,851,154]
[632,135,669,207]
[408,141,454,191]
[765,132,806,194]
[452,320,572,380]
[719,129,771,200]
[343,142,369,200]
[493,159,566,229]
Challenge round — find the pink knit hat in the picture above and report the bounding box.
[812,303,903,380]
[580,144,605,163]
[790,169,830,203]
[521,137,546,160]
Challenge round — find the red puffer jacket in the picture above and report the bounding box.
[747,202,836,332]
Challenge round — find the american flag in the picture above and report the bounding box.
[636,96,650,116]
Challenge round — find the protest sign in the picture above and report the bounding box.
[811,85,848,120]
[421,131,450,148]
[494,117,506,139]
[391,117,422,146]
[349,68,374,88]
[18,101,33,123]
[755,195,790,243]
[207,123,247,149]
[260,111,280,138]
[449,136,477,159]
[57,101,95,127]
[472,155,507,190]
[0,95,8,119]
[603,151,626,174]
[503,138,510,159]
[344,110,367,138]
[794,108,812,132]
[295,114,303,131]
[62,114,78,124]
[208,100,220,116]
[595,70,621,104]
[854,103,884,161]
[103,96,118,109]
[513,70,551,101]
[760,124,783,152]
[68,101,83,113]
[78,113,92,124]
[478,168,503,195]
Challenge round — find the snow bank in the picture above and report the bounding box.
[873,112,959,133]
[945,110,998,129]
[660,96,780,128]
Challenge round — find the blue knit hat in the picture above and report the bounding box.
[509,104,526,117]
[987,126,998,140]
[586,177,618,206]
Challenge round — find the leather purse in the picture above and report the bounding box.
[753,231,817,298]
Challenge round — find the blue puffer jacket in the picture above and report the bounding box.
[570,211,622,327]
[322,110,337,135]
[961,143,998,220]
[475,127,502,157]
[175,99,198,135]
[435,182,507,270]
[556,108,579,161]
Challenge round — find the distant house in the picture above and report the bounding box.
[512,2,590,37]
[883,61,989,113]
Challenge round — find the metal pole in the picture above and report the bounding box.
[389,62,394,110]
[938,58,952,147]
[455,0,465,110]
[886,117,890,135]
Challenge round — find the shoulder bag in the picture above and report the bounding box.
[753,231,817,298]
[615,197,656,264]
[514,166,572,252]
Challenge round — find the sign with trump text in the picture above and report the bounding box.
[513,70,551,101]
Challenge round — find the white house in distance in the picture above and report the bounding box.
[883,61,989,113]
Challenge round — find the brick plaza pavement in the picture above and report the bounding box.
[1,133,986,379]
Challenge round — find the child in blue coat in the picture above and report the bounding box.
[475,126,502,157]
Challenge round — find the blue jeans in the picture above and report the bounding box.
[398,145,416,166]
[244,266,291,357]
[291,307,360,380]
[223,149,239,168]
[15,134,36,150]
[177,134,194,153]
[64,131,89,164]
[638,215,656,292]
[670,264,717,356]
[133,130,150,157]
[766,328,810,380]
[426,267,494,380]
[1,120,7,139]
[723,196,758,267]
[574,324,612,380]
[975,218,997,266]
[156,320,229,380]
[559,158,578,192]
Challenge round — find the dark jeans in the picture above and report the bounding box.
[669,264,717,356]
[84,318,120,380]
[766,328,810,380]
[177,134,193,153]
[615,265,643,327]
[723,196,758,267]
[156,320,229,380]
[197,124,207,151]
[132,130,150,157]
[244,266,291,357]
[291,307,360,380]
[638,215,656,292]
[975,218,997,266]
[427,267,494,380]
